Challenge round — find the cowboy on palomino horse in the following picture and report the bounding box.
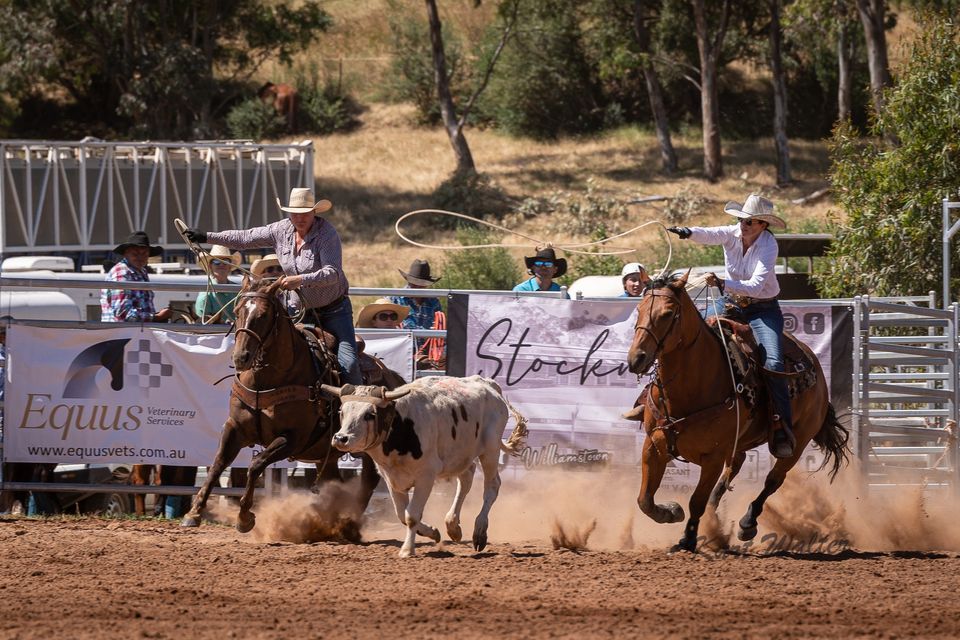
[625,194,850,552]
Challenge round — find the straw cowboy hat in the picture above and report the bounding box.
[113,231,163,256]
[356,298,410,328]
[276,187,333,215]
[724,194,786,230]
[620,262,646,282]
[399,259,441,287]
[199,244,241,272]
[250,253,282,277]
[524,246,567,278]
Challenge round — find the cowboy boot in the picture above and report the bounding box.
[769,414,796,459]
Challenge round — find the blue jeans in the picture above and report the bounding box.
[303,297,362,385]
[705,296,792,428]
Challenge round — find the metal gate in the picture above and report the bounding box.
[0,139,314,257]
[853,295,960,490]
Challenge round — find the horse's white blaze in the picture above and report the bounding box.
[241,299,258,330]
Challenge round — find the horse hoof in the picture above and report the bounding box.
[738,525,758,541]
[669,538,697,554]
[180,515,201,528]
[236,513,256,534]
[472,533,488,552]
[665,502,685,523]
[446,522,463,542]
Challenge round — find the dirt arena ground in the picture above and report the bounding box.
[4,470,960,639]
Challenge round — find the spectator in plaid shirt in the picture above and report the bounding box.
[100,231,172,323]
[389,259,445,367]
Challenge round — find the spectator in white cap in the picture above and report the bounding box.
[183,187,362,384]
[620,262,650,298]
[195,245,241,323]
[667,193,794,459]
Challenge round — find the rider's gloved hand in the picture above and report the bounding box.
[666,226,692,239]
[184,228,207,244]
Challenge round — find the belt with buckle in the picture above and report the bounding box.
[731,295,778,308]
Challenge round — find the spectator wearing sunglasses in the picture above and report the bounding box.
[513,246,569,297]
[195,245,241,323]
[356,298,409,329]
[667,193,795,459]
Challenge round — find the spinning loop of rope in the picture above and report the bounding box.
[395,209,679,279]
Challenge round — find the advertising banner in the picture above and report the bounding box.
[4,325,414,466]
[447,294,852,489]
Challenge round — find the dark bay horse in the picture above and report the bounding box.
[181,277,400,533]
[625,272,849,552]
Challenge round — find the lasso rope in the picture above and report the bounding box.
[395,208,677,279]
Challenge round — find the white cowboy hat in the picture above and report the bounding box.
[250,253,282,278]
[724,194,786,230]
[276,187,333,215]
[620,262,647,282]
[356,298,410,328]
[199,244,241,272]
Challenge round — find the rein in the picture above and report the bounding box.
[233,290,281,371]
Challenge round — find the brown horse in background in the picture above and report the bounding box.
[625,272,849,552]
[258,82,298,133]
[181,276,401,533]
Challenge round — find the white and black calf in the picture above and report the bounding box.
[324,375,527,557]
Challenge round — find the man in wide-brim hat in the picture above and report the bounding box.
[513,246,568,295]
[667,193,796,459]
[100,231,171,323]
[389,258,444,353]
[250,253,283,278]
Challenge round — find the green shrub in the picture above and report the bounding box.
[225,98,286,140]
[546,178,626,236]
[441,227,521,291]
[432,171,512,225]
[294,64,358,135]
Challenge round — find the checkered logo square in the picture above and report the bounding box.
[124,339,173,394]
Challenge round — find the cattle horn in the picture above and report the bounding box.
[319,384,344,398]
[383,388,411,401]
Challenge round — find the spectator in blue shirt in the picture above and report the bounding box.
[513,246,568,297]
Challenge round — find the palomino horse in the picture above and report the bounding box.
[181,276,401,533]
[625,272,849,552]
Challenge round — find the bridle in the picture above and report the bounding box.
[233,290,282,371]
[632,288,685,375]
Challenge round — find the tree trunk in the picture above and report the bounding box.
[855,0,891,116]
[425,0,476,176]
[769,0,791,186]
[633,0,677,174]
[836,18,853,122]
[691,0,730,181]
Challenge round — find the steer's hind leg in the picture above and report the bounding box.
[445,463,475,542]
[472,452,502,553]
[182,421,244,528]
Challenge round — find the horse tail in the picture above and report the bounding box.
[812,402,851,482]
[500,399,529,456]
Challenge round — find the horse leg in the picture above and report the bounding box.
[637,437,684,524]
[181,422,244,528]
[129,464,150,517]
[738,456,798,541]
[472,453,502,553]
[236,435,295,534]
[444,463,475,543]
[708,450,747,510]
[674,457,724,553]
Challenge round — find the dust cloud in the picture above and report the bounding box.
[208,461,960,554]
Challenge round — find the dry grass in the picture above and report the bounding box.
[268,103,837,287]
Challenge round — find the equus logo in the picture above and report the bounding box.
[63,338,173,398]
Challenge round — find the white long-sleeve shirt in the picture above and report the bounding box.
[689,224,780,299]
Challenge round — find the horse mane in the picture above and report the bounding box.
[643,272,686,293]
